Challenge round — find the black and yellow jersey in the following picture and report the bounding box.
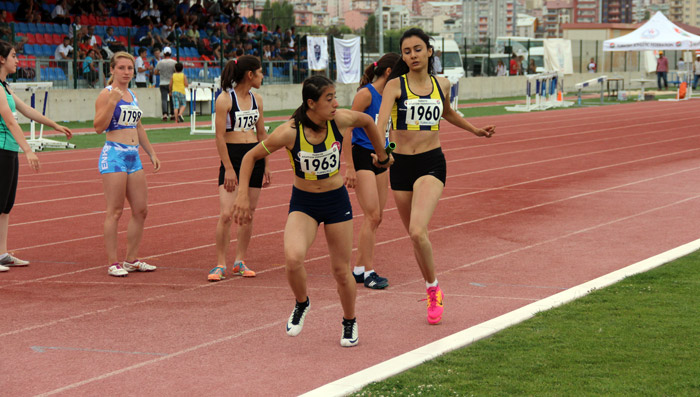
[287,119,343,180]
[391,74,445,131]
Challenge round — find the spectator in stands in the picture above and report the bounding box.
[55,36,73,73]
[82,48,100,88]
[169,62,188,123]
[587,57,597,73]
[509,53,520,76]
[527,58,536,74]
[135,48,152,88]
[116,0,132,18]
[150,3,162,24]
[15,0,38,23]
[151,48,163,87]
[186,23,201,46]
[161,17,175,45]
[68,15,82,39]
[51,0,72,25]
[175,0,191,24]
[154,47,177,120]
[0,11,27,52]
[87,26,98,48]
[656,51,668,90]
[495,59,507,76]
[432,50,442,74]
[104,27,126,53]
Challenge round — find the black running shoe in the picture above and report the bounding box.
[340,318,358,347]
[286,298,310,336]
[364,272,389,289]
[353,272,364,283]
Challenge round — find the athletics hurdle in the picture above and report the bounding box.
[10,82,76,152]
[575,75,607,106]
[188,81,218,135]
[506,72,561,112]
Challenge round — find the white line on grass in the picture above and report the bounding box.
[301,238,700,397]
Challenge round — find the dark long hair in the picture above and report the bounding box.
[358,52,400,90]
[388,28,434,81]
[291,75,334,132]
[221,55,262,90]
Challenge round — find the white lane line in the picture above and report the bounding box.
[300,238,700,396]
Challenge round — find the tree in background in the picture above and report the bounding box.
[260,0,294,31]
[363,14,377,53]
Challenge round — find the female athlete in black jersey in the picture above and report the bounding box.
[375,28,495,325]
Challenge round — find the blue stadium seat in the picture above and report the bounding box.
[39,68,50,81]
[23,44,37,56]
[40,44,52,57]
[53,67,67,81]
[59,24,69,35]
[36,23,47,34]
[16,22,27,34]
[26,23,38,34]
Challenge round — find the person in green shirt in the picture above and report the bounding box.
[0,40,72,272]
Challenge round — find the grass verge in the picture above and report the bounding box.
[354,249,700,396]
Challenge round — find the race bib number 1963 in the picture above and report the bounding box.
[298,144,340,176]
[117,105,142,127]
[405,98,442,126]
[234,109,259,131]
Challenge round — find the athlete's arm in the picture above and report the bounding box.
[94,87,122,134]
[376,77,400,145]
[335,109,392,168]
[214,93,236,191]
[253,92,271,187]
[343,87,372,188]
[13,95,72,139]
[438,76,495,138]
[0,85,39,170]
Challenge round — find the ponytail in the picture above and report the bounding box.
[358,53,400,90]
[291,75,334,132]
[221,55,262,90]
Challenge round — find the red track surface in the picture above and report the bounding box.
[2,100,700,396]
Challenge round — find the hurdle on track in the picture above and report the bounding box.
[505,72,573,112]
[574,75,607,106]
[188,81,219,135]
[11,82,76,152]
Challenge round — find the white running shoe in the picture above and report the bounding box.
[340,318,359,347]
[0,264,9,272]
[0,254,29,267]
[108,264,128,277]
[286,298,310,337]
[122,259,156,272]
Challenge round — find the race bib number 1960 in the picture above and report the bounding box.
[298,144,340,176]
[405,98,442,126]
[234,109,259,131]
[117,105,142,127]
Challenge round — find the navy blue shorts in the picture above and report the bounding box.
[352,144,387,175]
[218,142,265,188]
[289,185,352,225]
[390,147,446,191]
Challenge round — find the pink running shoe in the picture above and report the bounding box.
[426,286,444,325]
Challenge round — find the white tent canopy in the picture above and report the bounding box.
[603,11,700,52]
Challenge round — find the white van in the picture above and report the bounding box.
[429,37,465,82]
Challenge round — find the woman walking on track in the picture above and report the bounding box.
[344,52,400,290]
[376,28,495,325]
[208,55,270,282]
[0,40,72,272]
[94,51,161,277]
[232,76,392,347]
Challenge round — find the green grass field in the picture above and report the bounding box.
[353,250,700,395]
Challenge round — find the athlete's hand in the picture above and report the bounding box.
[262,166,271,188]
[344,168,357,189]
[150,155,161,173]
[25,151,40,172]
[224,168,237,192]
[232,195,252,225]
[371,153,394,169]
[56,125,73,140]
[474,125,495,138]
[108,86,123,104]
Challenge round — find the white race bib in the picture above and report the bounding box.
[233,109,259,131]
[405,98,443,126]
[298,145,340,176]
[117,104,142,127]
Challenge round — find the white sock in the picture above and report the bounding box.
[353,266,365,275]
[426,279,438,288]
[364,270,375,278]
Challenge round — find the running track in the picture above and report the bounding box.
[2,100,700,396]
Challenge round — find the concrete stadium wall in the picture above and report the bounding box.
[12,71,652,123]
